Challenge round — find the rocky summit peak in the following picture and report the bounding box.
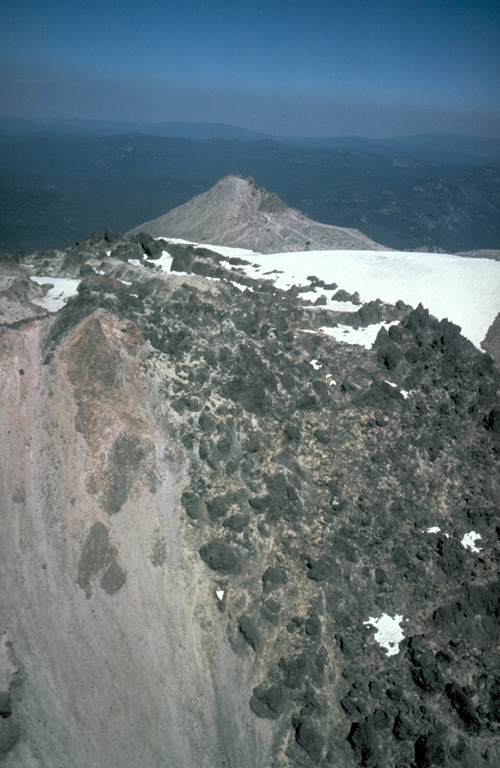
[129,175,384,252]
[1,228,500,767]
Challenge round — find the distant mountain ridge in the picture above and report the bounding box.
[129,175,385,252]
[2,118,500,163]
[1,129,499,253]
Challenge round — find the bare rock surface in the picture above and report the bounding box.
[128,175,386,252]
[0,232,499,767]
[482,312,500,366]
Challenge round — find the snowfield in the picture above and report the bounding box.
[129,239,500,350]
[187,245,499,350]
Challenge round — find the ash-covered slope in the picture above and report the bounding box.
[1,232,500,768]
[128,175,385,252]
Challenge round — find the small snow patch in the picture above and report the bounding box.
[400,389,415,399]
[364,614,405,656]
[30,276,81,312]
[310,358,322,370]
[228,280,254,292]
[328,300,362,312]
[461,531,482,553]
[149,251,173,272]
[320,321,398,349]
[425,526,450,537]
[216,589,225,601]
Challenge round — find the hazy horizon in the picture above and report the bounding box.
[1,0,500,139]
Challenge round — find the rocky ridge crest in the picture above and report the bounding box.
[0,230,499,767]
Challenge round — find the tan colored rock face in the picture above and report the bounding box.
[0,312,268,768]
[60,313,157,515]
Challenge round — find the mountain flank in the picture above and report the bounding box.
[0,230,499,767]
[128,175,386,252]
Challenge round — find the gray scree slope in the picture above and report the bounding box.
[128,175,386,252]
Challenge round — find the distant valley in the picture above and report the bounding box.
[0,123,499,253]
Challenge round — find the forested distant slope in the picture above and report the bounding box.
[1,128,499,253]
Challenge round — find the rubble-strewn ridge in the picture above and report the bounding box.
[0,231,499,767]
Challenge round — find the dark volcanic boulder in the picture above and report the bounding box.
[199,539,242,574]
[250,683,285,719]
[294,717,324,761]
[131,232,165,258]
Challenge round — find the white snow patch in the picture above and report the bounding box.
[216,589,225,601]
[461,531,482,553]
[128,259,143,267]
[425,526,450,537]
[30,276,81,312]
[155,237,192,245]
[118,279,132,286]
[229,280,253,292]
[328,300,361,312]
[303,297,361,313]
[400,389,415,399]
[298,290,321,303]
[310,358,322,370]
[364,614,405,656]
[320,322,398,349]
[149,251,173,273]
[385,381,414,399]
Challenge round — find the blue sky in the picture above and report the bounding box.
[1,0,499,137]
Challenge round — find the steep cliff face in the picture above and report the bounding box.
[1,233,499,767]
